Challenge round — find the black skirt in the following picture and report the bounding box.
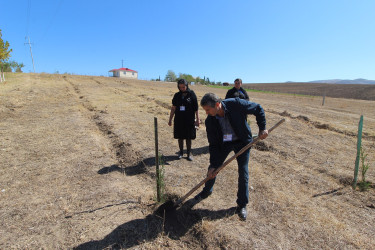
[173,112,196,139]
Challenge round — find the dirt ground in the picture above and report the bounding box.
[1,73,374,249]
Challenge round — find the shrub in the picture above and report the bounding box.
[358,147,371,191]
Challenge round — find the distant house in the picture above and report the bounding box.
[109,68,138,79]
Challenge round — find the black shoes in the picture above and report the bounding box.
[236,206,247,221]
[177,152,193,161]
[178,152,183,159]
[194,191,212,202]
[194,193,247,221]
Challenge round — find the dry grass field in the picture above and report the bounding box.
[242,82,375,101]
[1,73,374,249]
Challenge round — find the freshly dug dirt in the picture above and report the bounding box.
[1,73,374,249]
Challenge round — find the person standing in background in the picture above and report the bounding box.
[225,78,249,100]
[168,79,200,161]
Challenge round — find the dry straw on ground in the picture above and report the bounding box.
[0,73,374,249]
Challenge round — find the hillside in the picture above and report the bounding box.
[309,78,375,84]
[1,73,374,249]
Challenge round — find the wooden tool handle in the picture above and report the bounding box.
[215,118,285,175]
[174,118,285,206]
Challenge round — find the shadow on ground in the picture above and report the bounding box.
[97,155,179,176]
[74,199,236,249]
[97,146,209,176]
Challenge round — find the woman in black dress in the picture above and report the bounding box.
[168,79,200,161]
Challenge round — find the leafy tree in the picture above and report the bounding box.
[161,70,220,85]
[16,62,25,72]
[4,60,16,72]
[1,61,25,72]
[2,61,12,72]
[9,60,18,71]
[177,73,195,83]
[164,70,177,82]
[0,30,12,61]
[0,29,12,81]
[195,76,201,84]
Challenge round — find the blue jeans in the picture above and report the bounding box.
[202,141,250,207]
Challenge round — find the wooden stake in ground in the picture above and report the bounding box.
[154,117,161,202]
[352,115,363,189]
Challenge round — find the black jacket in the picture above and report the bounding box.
[205,98,266,168]
[172,89,198,139]
[225,87,249,100]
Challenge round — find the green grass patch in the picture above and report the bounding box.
[358,147,372,191]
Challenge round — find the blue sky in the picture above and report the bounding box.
[1,0,374,83]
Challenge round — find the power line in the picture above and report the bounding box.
[24,36,36,73]
[38,0,64,44]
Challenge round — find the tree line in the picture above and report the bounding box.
[1,29,25,82]
[2,60,25,72]
[151,70,223,86]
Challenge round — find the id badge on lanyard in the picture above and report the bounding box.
[223,134,233,142]
[180,106,185,111]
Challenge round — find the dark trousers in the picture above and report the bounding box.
[202,141,250,207]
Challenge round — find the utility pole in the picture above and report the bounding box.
[24,36,35,72]
[122,59,124,68]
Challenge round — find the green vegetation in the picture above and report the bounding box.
[163,70,216,85]
[2,60,25,72]
[358,147,372,191]
[1,29,24,82]
[164,70,177,82]
[206,85,231,89]
[0,29,12,63]
[0,29,13,81]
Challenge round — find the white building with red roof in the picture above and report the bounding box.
[109,67,138,79]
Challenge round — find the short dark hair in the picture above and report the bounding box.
[234,78,242,84]
[200,93,221,108]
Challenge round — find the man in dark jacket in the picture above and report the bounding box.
[225,78,249,100]
[194,93,268,220]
